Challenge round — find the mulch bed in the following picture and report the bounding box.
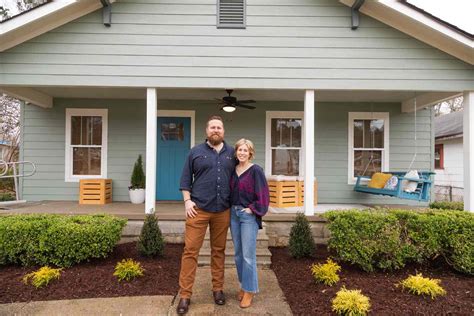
[0,242,183,304]
[270,246,474,315]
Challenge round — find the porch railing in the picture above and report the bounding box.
[0,160,36,202]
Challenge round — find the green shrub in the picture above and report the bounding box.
[129,155,145,190]
[289,213,315,258]
[324,209,474,274]
[137,213,164,257]
[114,259,144,282]
[430,201,464,211]
[399,273,446,299]
[22,266,63,288]
[332,287,371,316]
[311,259,341,286]
[0,214,127,267]
[323,210,407,272]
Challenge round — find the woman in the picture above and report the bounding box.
[229,138,270,308]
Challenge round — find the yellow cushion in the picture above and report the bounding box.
[368,173,392,189]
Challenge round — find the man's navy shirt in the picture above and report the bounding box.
[180,141,236,212]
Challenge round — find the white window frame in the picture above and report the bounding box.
[265,111,304,177]
[65,108,108,182]
[348,112,390,184]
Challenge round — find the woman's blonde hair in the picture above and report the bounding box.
[234,138,255,160]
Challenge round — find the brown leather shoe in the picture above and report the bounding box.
[238,289,244,301]
[240,292,254,308]
[176,298,190,315]
[213,290,226,305]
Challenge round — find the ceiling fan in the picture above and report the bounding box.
[216,89,256,112]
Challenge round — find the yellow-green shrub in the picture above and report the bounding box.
[332,287,371,316]
[399,273,446,299]
[311,259,341,286]
[22,266,63,288]
[113,259,144,282]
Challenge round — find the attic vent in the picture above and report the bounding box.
[217,0,246,29]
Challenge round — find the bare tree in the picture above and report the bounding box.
[433,96,463,117]
[0,94,21,163]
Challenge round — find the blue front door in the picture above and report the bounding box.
[156,117,191,200]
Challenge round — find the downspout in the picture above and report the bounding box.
[351,0,365,30]
[99,0,111,27]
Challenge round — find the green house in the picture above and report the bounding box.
[0,0,472,214]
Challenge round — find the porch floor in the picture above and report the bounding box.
[0,201,370,221]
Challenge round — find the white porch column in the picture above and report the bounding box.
[304,90,315,216]
[463,91,474,212]
[145,88,157,214]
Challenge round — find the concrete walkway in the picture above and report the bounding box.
[0,267,292,316]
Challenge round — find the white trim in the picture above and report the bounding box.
[1,0,116,52]
[157,110,195,148]
[145,88,158,214]
[338,0,473,64]
[65,108,108,182]
[463,91,474,212]
[304,90,315,216]
[265,111,304,177]
[348,112,390,184]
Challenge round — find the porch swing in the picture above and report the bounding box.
[353,96,434,202]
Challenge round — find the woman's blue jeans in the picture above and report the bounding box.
[230,205,259,293]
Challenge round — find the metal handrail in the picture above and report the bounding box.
[0,160,37,202]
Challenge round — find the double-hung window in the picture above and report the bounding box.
[65,109,108,182]
[348,112,389,183]
[266,111,304,176]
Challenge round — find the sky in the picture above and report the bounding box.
[407,0,474,34]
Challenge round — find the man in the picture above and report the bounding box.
[176,115,236,315]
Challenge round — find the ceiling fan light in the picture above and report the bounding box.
[222,104,236,112]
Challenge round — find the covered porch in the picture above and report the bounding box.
[2,86,473,212]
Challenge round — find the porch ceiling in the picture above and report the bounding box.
[20,86,460,104]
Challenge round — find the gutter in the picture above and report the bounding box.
[351,0,365,30]
[99,0,111,27]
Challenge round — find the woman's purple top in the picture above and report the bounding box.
[230,164,270,229]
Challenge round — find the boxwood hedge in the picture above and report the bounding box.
[323,209,473,275]
[0,214,127,267]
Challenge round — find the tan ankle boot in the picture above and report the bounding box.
[238,289,244,301]
[240,292,254,308]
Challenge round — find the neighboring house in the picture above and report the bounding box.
[434,111,464,202]
[0,0,473,213]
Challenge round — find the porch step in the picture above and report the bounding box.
[198,227,272,268]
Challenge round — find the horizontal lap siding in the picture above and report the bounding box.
[22,99,431,205]
[315,102,432,205]
[2,0,473,90]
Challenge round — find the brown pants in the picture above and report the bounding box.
[179,208,230,298]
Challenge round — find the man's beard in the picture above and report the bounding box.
[208,134,223,146]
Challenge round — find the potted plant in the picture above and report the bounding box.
[129,155,146,204]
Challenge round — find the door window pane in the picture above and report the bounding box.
[73,147,101,175]
[161,122,184,141]
[272,149,299,176]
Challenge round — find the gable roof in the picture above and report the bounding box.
[435,111,463,139]
[339,0,473,64]
[0,0,116,52]
[0,0,473,64]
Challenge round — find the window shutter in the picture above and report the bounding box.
[217,0,246,29]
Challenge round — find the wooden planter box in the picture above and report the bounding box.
[268,181,299,207]
[79,179,112,205]
[298,181,318,206]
